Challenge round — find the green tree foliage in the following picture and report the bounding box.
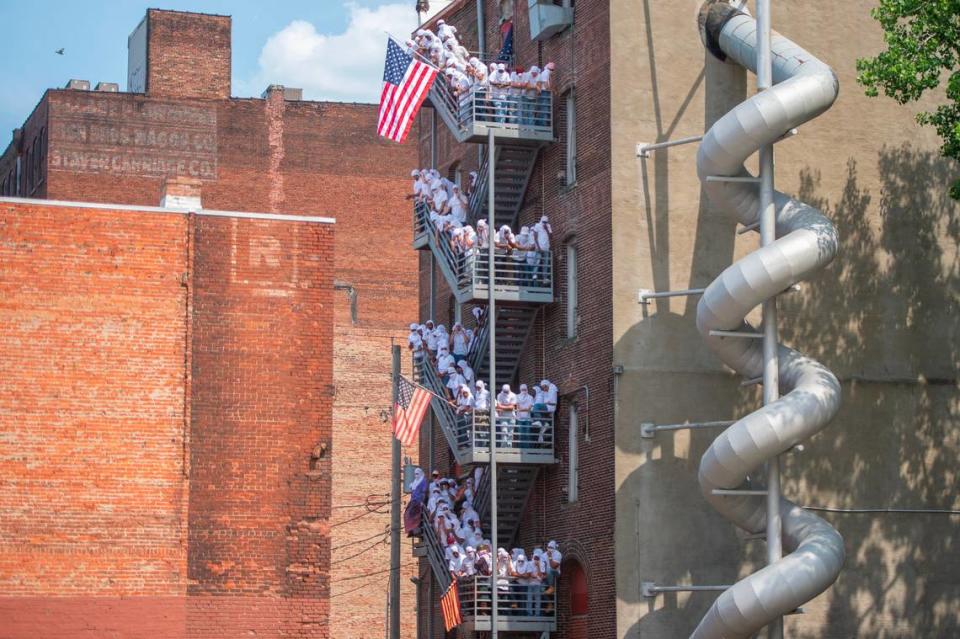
[857,0,960,199]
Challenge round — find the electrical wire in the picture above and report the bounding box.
[331,494,390,509]
[330,498,391,528]
[803,505,960,515]
[330,561,418,585]
[331,528,390,552]
[331,536,389,566]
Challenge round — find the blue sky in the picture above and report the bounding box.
[0,0,450,138]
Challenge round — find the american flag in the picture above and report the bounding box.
[378,38,437,143]
[392,375,432,447]
[440,580,463,631]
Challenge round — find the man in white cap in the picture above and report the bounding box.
[544,540,562,597]
[450,185,468,224]
[532,215,553,280]
[490,63,512,122]
[473,380,492,447]
[514,226,534,284]
[516,383,534,447]
[457,360,475,387]
[496,383,518,446]
[445,366,465,400]
[537,61,555,126]
[408,324,424,361]
[451,323,470,362]
[437,19,457,42]
[522,65,541,125]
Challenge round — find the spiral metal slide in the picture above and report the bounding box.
[691,3,845,637]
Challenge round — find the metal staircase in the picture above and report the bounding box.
[413,42,559,637]
[474,464,541,549]
[468,146,541,229]
[469,305,540,387]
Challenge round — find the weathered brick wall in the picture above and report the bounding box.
[0,201,190,636]
[16,82,418,636]
[187,215,334,637]
[0,200,337,639]
[145,10,231,100]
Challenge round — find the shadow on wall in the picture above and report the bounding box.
[620,143,960,637]
[774,145,960,638]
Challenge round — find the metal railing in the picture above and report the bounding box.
[419,512,453,590]
[431,72,554,138]
[451,412,555,455]
[458,577,557,624]
[413,201,554,301]
[467,146,492,218]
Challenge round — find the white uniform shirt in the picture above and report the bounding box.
[496,390,518,416]
[533,221,552,251]
[459,362,475,385]
[537,67,553,92]
[474,388,491,411]
[544,383,558,413]
[437,351,456,372]
[456,390,475,412]
[452,330,470,355]
[516,391,534,418]
[547,548,562,574]
[446,372,466,395]
[450,193,467,223]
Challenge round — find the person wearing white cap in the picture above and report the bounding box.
[495,224,516,254]
[437,346,455,375]
[474,380,490,412]
[450,185,468,224]
[408,324,424,361]
[473,380,492,447]
[496,548,514,604]
[544,540,562,598]
[457,360,475,387]
[455,384,474,416]
[514,226,534,284]
[522,66,542,125]
[536,61,556,126]
[462,546,478,578]
[490,63,512,122]
[446,366,465,400]
[532,215,553,280]
[496,383,518,446]
[529,548,547,614]
[437,19,457,42]
[516,383,534,448]
[451,323,470,362]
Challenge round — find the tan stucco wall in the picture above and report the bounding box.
[610,1,959,637]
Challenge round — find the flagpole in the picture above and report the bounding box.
[390,344,401,639]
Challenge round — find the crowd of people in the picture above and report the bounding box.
[410,467,563,616]
[407,317,559,448]
[409,167,554,285]
[404,20,556,126]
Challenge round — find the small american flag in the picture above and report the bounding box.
[440,580,463,632]
[393,375,432,447]
[378,38,437,143]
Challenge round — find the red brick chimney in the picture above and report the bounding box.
[160,176,203,210]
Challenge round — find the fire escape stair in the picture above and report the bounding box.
[474,465,541,550]
[467,305,540,388]
[468,145,541,231]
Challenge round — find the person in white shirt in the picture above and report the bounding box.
[445,367,465,400]
[461,546,478,578]
[457,360,475,387]
[474,380,490,412]
[536,62,555,127]
[448,544,465,578]
[437,19,457,42]
[473,380,491,447]
[495,224,516,254]
[522,66,541,125]
[408,324,424,361]
[476,219,490,250]
[541,379,558,415]
[437,346,455,374]
[451,323,471,361]
[455,383,474,415]
[496,384,518,446]
[496,548,514,602]
[514,226,534,284]
[515,383,534,448]
[544,540,562,597]
[450,185,468,224]
[490,63,512,123]
[528,549,547,615]
[532,215,553,281]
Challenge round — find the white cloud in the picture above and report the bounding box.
[248,1,452,103]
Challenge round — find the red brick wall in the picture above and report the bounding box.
[146,10,231,100]
[0,200,336,638]
[0,201,190,635]
[187,215,334,636]
[22,86,418,637]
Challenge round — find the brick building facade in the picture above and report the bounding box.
[0,9,419,639]
[0,199,334,638]
[412,0,958,638]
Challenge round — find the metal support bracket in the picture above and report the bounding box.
[642,582,732,598]
[636,135,704,158]
[713,489,769,496]
[640,420,734,439]
[705,175,762,183]
[638,287,706,305]
[709,329,764,338]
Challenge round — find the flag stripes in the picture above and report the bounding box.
[440,580,463,632]
[392,376,431,447]
[378,38,437,143]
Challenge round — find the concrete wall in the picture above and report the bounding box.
[611,1,959,637]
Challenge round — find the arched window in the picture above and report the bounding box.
[568,561,588,615]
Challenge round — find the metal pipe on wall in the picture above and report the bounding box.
[486,127,499,639]
[389,345,401,639]
[755,2,784,637]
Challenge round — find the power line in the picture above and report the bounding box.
[331,536,390,565]
[330,561,418,585]
[332,494,390,510]
[331,528,391,552]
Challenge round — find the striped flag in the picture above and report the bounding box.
[393,375,432,447]
[440,580,463,632]
[378,38,438,143]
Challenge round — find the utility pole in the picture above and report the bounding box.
[756,1,783,638]
[390,344,402,639]
[487,127,499,639]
